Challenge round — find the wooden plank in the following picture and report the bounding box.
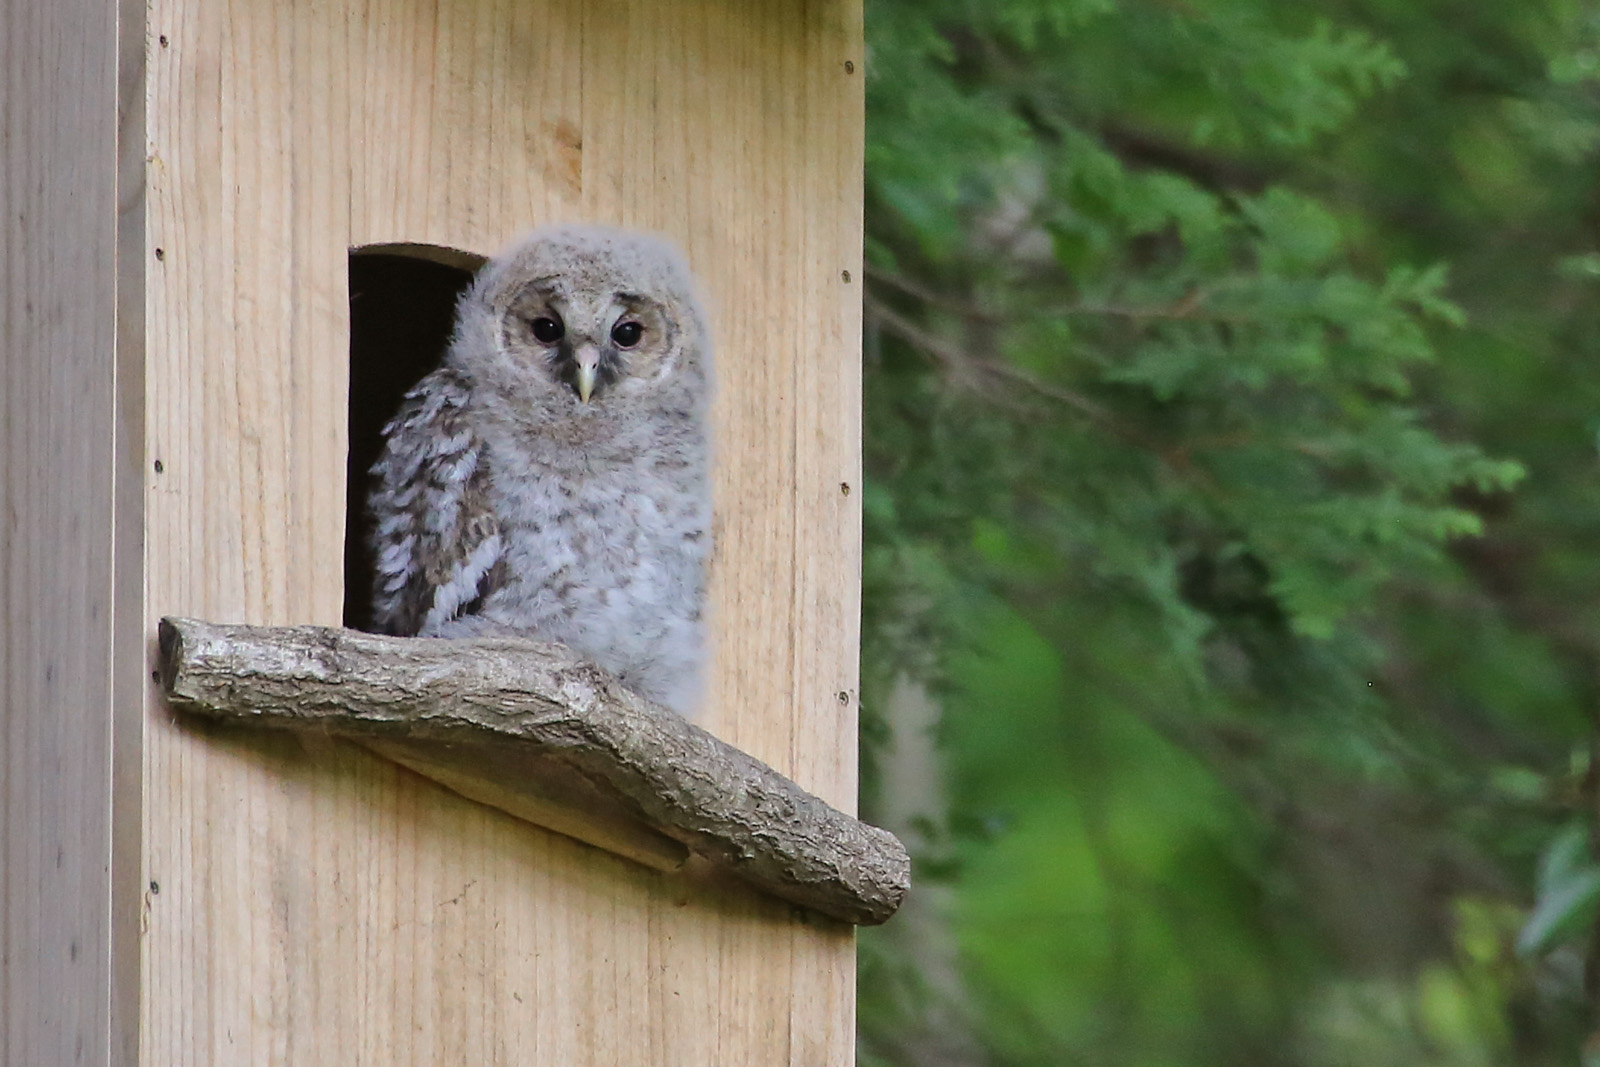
[368,739,692,874]
[113,3,153,1062]
[0,1,140,1065]
[141,0,864,1061]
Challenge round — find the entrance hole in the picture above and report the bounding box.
[344,244,484,630]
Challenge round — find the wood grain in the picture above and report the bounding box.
[368,738,692,874]
[157,618,908,924]
[140,0,865,1062]
[0,1,142,1064]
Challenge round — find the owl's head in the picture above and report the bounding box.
[454,225,710,410]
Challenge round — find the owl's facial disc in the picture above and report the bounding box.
[503,282,675,403]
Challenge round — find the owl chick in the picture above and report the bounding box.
[367,225,713,716]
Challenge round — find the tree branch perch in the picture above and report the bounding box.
[157,617,909,925]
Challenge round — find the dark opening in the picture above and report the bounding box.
[344,245,483,630]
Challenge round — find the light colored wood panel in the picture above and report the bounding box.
[0,1,131,1065]
[143,1,362,1061]
[113,0,153,1061]
[143,0,863,1062]
[785,11,865,1055]
[348,0,587,252]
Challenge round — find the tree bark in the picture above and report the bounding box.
[157,617,909,925]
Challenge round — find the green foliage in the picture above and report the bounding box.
[1519,825,1600,957]
[858,0,1600,1064]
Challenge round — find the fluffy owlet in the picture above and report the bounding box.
[367,225,713,716]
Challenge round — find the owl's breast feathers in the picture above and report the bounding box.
[368,367,508,636]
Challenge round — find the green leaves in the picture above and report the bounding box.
[1518,824,1600,957]
[1239,188,1344,272]
[859,0,1598,1063]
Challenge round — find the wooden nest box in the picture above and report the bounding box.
[3,0,898,1063]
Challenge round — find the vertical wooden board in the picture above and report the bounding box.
[142,0,361,1059]
[347,0,588,254]
[0,1,138,1065]
[113,0,152,1058]
[142,0,863,1063]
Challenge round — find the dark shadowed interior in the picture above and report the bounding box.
[344,248,479,630]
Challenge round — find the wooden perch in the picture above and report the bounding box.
[157,617,910,926]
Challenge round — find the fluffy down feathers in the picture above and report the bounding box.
[367,225,713,716]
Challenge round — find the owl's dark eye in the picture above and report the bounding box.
[530,316,564,343]
[611,321,643,348]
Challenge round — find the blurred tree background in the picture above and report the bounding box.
[854,1,1600,1064]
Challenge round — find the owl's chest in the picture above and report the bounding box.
[498,472,669,554]
[486,442,708,582]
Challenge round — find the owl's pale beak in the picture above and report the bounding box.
[574,351,600,403]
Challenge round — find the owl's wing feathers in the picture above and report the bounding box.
[369,369,508,637]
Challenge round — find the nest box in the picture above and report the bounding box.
[2,0,889,1062]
